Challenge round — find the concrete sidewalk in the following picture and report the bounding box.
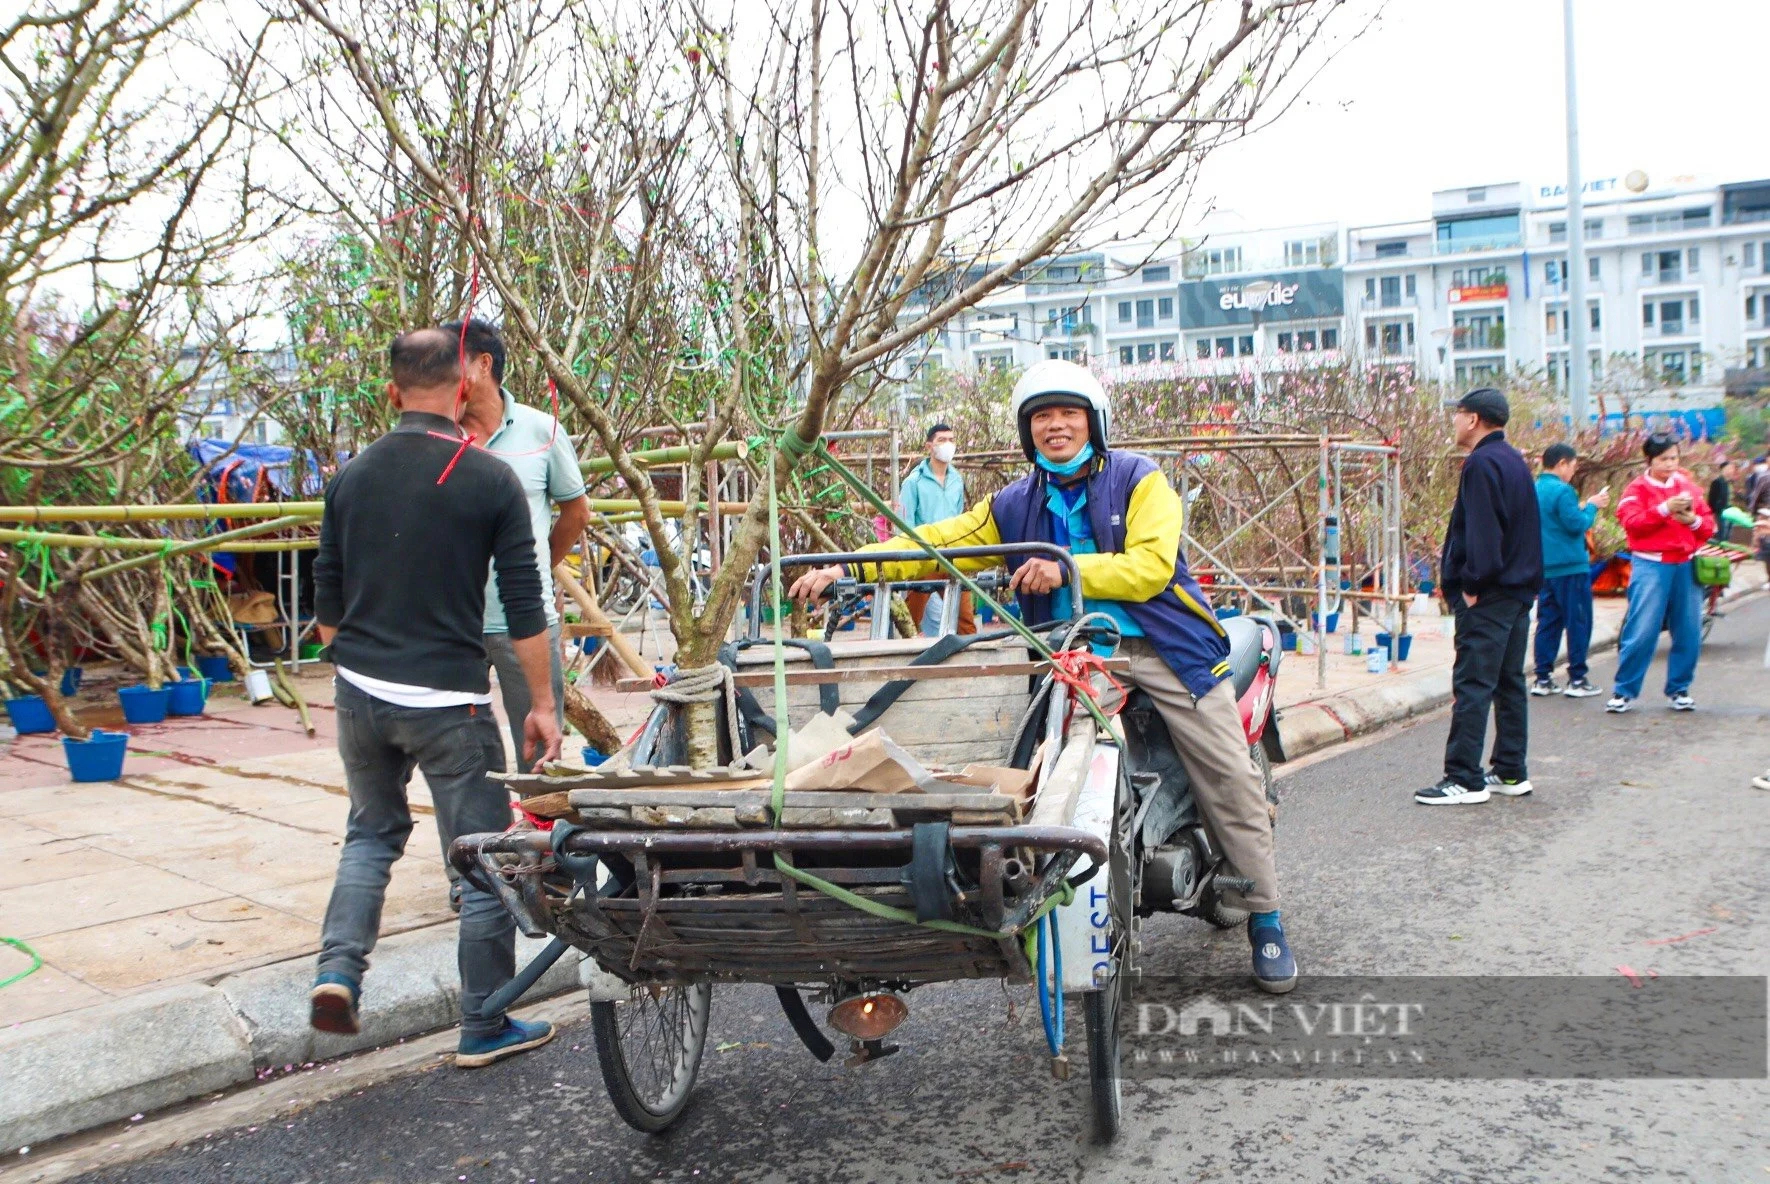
[2,568,1763,1151]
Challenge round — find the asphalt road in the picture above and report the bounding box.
[66,597,1770,1184]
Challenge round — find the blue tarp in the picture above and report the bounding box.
[186,439,325,502]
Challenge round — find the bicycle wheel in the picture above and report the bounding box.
[592,981,711,1134]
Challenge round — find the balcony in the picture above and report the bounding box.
[1435,235,1522,257]
[1040,321,1097,339]
[1452,326,1507,352]
[1643,267,1683,286]
[1360,294,1417,311]
[1645,319,1700,339]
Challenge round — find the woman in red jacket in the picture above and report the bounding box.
[1607,433,1716,713]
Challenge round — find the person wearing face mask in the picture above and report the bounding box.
[788,361,1296,994]
[899,422,975,634]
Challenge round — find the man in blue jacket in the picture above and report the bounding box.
[789,361,1296,993]
[1532,443,1609,698]
[1416,389,1544,806]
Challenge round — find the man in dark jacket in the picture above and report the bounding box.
[310,327,563,1066]
[1417,388,1544,806]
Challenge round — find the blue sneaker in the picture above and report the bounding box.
[1248,916,1297,995]
[456,1016,555,1069]
[310,972,361,1035]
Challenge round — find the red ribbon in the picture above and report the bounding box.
[1045,647,1126,716]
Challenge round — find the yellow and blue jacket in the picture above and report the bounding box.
[849,449,1232,698]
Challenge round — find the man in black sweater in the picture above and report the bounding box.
[1416,388,1545,806]
[309,327,563,1067]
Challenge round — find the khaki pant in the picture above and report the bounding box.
[1107,637,1279,912]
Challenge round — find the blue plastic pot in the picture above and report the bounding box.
[29,668,82,696]
[195,654,235,683]
[5,695,56,734]
[117,684,170,724]
[176,666,196,682]
[581,746,609,767]
[63,729,127,782]
[167,678,209,716]
[1312,612,1340,633]
[1214,606,1241,620]
[1375,632,1412,661]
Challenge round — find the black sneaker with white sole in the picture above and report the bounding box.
[1414,777,1490,805]
[1484,772,1533,796]
[1605,694,1632,713]
[1563,679,1603,698]
[1669,692,1695,711]
[1529,677,1559,697]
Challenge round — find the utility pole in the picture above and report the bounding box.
[1564,0,1590,428]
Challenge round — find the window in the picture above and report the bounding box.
[1364,278,1376,301]
[1374,240,1409,259]
[1141,265,1171,284]
[1320,328,1338,350]
[1365,323,1376,350]
[1547,218,1603,243]
[1435,212,1521,253]
[1283,239,1322,266]
[1687,247,1701,275]
[1238,335,1254,356]
[1590,302,1601,330]
[1452,309,1505,350]
[1589,255,1601,281]
[1748,294,1758,319]
[1641,252,1653,277]
[1206,247,1242,275]
[1135,298,1154,329]
[1546,308,1560,341]
[1215,336,1234,357]
[1627,207,1712,234]
[1158,297,1173,320]
[1117,301,1132,324]
[1159,341,1175,361]
[1379,275,1401,307]
[1546,259,1566,286]
[1046,345,1084,361]
[1405,274,1416,299]
[1195,339,1210,360]
[1747,243,1759,269]
[1119,345,1135,365]
[1277,332,1293,352]
[1137,343,1157,363]
[1689,296,1700,323]
[1643,302,1654,326]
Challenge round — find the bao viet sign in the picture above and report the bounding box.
[1180,269,1343,328]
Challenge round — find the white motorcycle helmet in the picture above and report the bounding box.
[1009,359,1112,462]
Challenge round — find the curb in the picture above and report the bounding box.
[1276,582,1763,761]
[0,926,623,1152]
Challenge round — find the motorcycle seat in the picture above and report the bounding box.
[1222,615,1265,699]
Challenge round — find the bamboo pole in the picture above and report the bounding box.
[553,564,650,680]
[0,526,316,552]
[0,495,750,524]
[579,439,749,474]
[80,516,315,580]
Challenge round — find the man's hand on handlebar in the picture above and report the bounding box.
[1007,557,1065,596]
[787,564,846,607]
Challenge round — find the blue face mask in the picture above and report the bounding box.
[1035,440,1095,477]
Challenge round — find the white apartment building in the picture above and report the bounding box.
[908,173,1770,416]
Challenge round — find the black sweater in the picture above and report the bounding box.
[1439,431,1544,605]
[314,412,546,692]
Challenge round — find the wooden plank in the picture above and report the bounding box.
[563,787,1017,813]
[615,657,1125,694]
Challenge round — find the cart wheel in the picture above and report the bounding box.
[1084,751,1135,1143]
[1084,985,1121,1141]
[1701,610,1716,642]
[592,982,711,1134]
[1251,742,1278,826]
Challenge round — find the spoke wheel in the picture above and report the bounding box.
[592,982,711,1134]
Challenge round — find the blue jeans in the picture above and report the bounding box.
[1612,557,1702,700]
[1534,573,1595,682]
[319,678,514,1037]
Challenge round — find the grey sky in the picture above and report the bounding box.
[1188,0,1770,232]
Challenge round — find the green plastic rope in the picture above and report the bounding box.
[0,936,43,990]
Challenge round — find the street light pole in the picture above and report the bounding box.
[1564,0,1591,428]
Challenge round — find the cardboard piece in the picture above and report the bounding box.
[945,764,1038,807]
[783,730,937,793]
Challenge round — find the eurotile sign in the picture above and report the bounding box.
[1181,269,1343,328]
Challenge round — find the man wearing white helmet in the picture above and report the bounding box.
[789,360,1295,993]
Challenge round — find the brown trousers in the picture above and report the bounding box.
[904,588,976,636]
[1107,637,1279,912]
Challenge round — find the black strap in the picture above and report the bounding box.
[718,637,840,741]
[907,821,956,923]
[844,628,1020,734]
[774,987,836,1062]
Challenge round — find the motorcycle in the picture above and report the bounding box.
[1118,613,1286,928]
